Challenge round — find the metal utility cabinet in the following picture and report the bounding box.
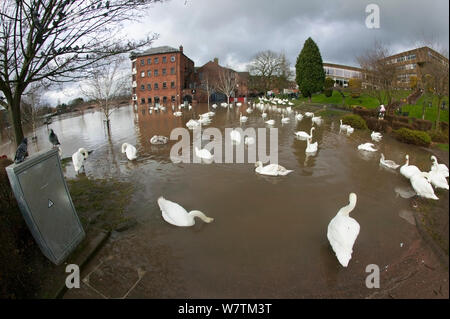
[6,148,85,265]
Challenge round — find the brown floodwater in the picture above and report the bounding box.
[1,103,447,298]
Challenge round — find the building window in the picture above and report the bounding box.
[141,98,145,104]
[162,56,167,63]
[171,96,175,102]
[148,97,152,104]
[162,68,167,75]
[140,84,145,91]
[170,55,175,62]
[147,84,152,90]
[141,71,145,78]
[154,57,159,64]
[132,88,136,94]
[171,81,175,88]
[163,82,167,89]
[132,75,136,81]
[154,83,158,89]
[140,59,145,66]
[163,96,167,103]
[147,58,151,65]
[170,67,175,75]
[147,70,151,77]
[154,69,158,76]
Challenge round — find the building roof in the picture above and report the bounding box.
[323,62,363,72]
[130,46,179,58]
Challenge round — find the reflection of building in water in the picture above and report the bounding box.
[130,46,195,112]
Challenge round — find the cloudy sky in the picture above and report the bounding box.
[45,0,449,105]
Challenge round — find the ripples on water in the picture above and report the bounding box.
[1,104,446,297]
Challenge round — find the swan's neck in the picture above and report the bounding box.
[121,144,127,153]
[338,199,356,217]
[310,127,314,135]
[189,210,213,223]
[404,156,409,166]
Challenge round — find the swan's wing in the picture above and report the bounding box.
[327,216,360,266]
[157,197,190,226]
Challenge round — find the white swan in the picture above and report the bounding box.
[304,112,314,118]
[174,111,182,117]
[357,143,377,152]
[212,103,218,109]
[294,127,315,140]
[311,115,322,125]
[380,153,400,170]
[230,129,241,144]
[195,146,213,160]
[265,119,275,125]
[400,155,421,180]
[427,169,449,190]
[72,148,89,173]
[254,161,293,176]
[240,112,248,123]
[327,193,360,267]
[198,116,211,125]
[295,112,303,121]
[339,119,350,132]
[150,135,168,145]
[281,114,290,123]
[371,131,382,142]
[236,102,242,107]
[305,136,318,153]
[410,172,439,200]
[346,126,354,134]
[430,155,449,178]
[244,137,255,145]
[121,143,137,160]
[157,196,214,227]
[261,112,267,119]
[246,107,253,113]
[186,119,200,129]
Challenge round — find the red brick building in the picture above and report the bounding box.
[130,46,195,109]
[193,58,249,103]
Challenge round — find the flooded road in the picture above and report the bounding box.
[1,103,447,298]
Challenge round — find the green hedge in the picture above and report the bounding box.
[394,128,431,147]
[341,114,368,129]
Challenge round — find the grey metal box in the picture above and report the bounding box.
[6,148,85,265]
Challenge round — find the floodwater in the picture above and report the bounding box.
[1,103,447,298]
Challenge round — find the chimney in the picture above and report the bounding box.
[179,45,183,53]
[213,57,218,64]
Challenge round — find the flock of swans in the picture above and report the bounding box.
[63,96,448,268]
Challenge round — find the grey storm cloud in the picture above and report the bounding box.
[44,0,449,104]
[124,0,449,69]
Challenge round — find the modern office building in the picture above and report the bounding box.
[130,45,195,109]
[384,46,449,88]
[323,63,363,87]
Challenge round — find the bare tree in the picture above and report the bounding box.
[216,68,238,106]
[248,50,283,94]
[80,56,128,129]
[0,0,160,147]
[421,51,449,131]
[22,83,46,141]
[201,75,213,110]
[357,42,398,113]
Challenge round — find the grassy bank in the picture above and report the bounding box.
[289,90,449,124]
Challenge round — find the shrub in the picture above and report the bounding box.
[392,121,414,130]
[429,130,449,143]
[412,118,433,131]
[394,128,431,147]
[341,114,368,129]
[324,88,333,97]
